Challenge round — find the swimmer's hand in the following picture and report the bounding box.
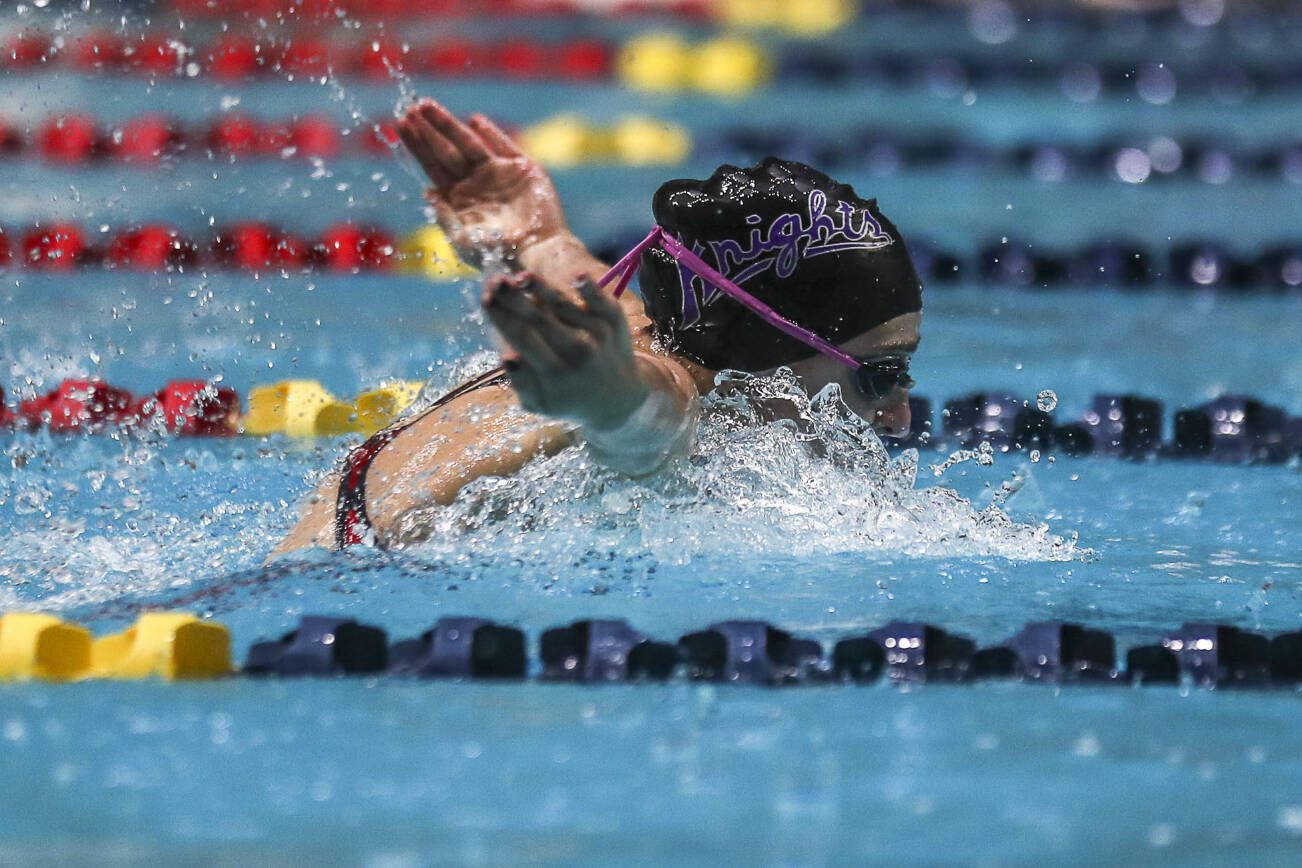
[485,273,699,473]
[485,272,645,425]
[396,99,568,269]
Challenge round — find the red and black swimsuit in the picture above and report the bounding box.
[334,366,509,549]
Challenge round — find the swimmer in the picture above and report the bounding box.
[273,98,922,555]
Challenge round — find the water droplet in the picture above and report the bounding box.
[1036,390,1058,412]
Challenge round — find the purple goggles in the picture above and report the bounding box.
[598,226,914,401]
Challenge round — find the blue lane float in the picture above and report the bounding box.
[1081,395,1165,458]
[389,617,525,679]
[941,393,1054,453]
[1173,396,1295,463]
[245,616,388,676]
[902,392,1299,465]
[540,619,677,683]
[1128,624,1272,688]
[864,621,976,684]
[973,622,1120,683]
[1270,633,1302,684]
[679,621,824,686]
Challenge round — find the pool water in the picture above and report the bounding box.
[2,6,1302,865]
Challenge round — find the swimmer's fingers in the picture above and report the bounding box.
[468,114,524,159]
[406,105,476,181]
[575,276,628,329]
[522,274,602,332]
[396,110,456,190]
[419,101,490,174]
[515,277,601,364]
[484,276,566,370]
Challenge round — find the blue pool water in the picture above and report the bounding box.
[2,6,1302,865]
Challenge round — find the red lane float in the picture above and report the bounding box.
[160,0,703,17]
[2,113,414,163]
[357,40,408,79]
[108,225,197,271]
[137,381,241,436]
[72,31,125,70]
[3,379,240,436]
[207,36,264,79]
[121,35,186,76]
[111,115,184,163]
[315,224,396,271]
[289,115,343,158]
[22,224,89,270]
[39,115,102,164]
[0,223,397,272]
[278,38,334,76]
[8,31,618,82]
[2,32,52,69]
[423,39,486,77]
[206,114,280,158]
[358,121,400,156]
[18,380,135,432]
[211,222,306,271]
[557,39,613,80]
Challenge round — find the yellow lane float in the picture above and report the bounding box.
[610,115,693,166]
[243,379,423,437]
[781,0,858,36]
[91,613,232,680]
[243,379,338,438]
[315,380,424,436]
[691,37,770,97]
[396,224,477,282]
[0,613,92,682]
[617,33,768,96]
[518,114,691,168]
[719,0,857,35]
[516,113,604,168]
[616,33,691,93]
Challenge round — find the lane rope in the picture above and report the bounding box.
[3,379,1298,463]
[5,224,1302,293]
[3,611,1300,689]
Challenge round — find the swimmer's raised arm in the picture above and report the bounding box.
[396,99,629,313]
[484,272,699,475]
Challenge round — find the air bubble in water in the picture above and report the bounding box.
[1036,390,1058,412]
[14,488,50,515]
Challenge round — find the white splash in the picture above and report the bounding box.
[396,369,1084,565]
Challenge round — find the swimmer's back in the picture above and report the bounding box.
[271,372,576,556]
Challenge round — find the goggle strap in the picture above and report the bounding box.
[598,227,665,297]
[596,226,861,372]
[657,233,861,371]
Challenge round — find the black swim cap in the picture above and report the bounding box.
[638,157,923,372]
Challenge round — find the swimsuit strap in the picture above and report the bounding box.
[334,366,510,549]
